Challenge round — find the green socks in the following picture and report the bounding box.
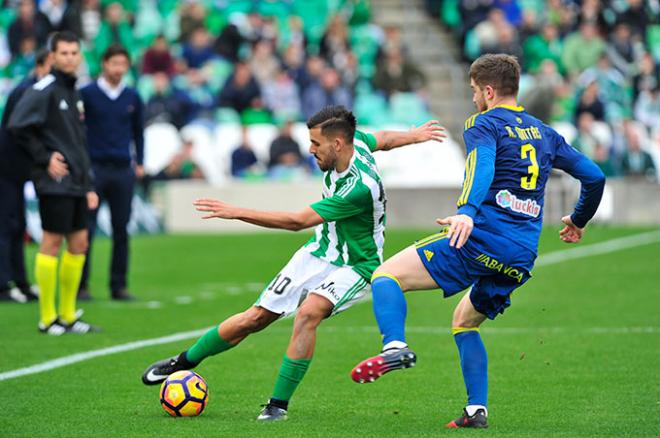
[185,326,235,364]
[271,355,312,404]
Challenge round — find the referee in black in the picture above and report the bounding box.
[78,44,144,301]
[9,31,99,335]
[0,48,51,303]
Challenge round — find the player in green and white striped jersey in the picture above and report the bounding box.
[141,106,445,421]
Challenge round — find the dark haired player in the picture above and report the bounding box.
[142,105,445,421]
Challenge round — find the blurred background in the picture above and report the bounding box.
[1,0,659,235]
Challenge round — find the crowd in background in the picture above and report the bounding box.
[1,0,658,182]
[0,0,433,181]
[430,0,659,181]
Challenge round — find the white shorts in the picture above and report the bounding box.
[255,248,370,317]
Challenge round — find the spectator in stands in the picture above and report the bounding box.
[471,8,508,58]
[575,81,605,122]
[8,0,52,58]
[620,121,656,180]
[95,2,134,61]
[179,2,206,44]
[6,36,37,78]
[296,54,326,95]
[218,61,263,114]
[249,39,280,87]
[231,126,259,177]
[606,22,644,78]
[634,85,660,135]
[182,27,215,70]
[281,44,307,94]
[263,68,301,122]
[523,23,563,74]
[156,139,205,180]
[578,55,630,123]
[145,72,198,129]
[616,0,649,40]
[376,25,409,64]
[39,0,72,32]
[301,67,352,120]
[320,15,352,72]
[562,21,606,78]
[458,0,492,37]
[280,15,306,52]
[521,59,563,123]
[80,0,102,45]
[576,0,608,32]
[268,120,304,171]
[488,23,523,60]
[142,35,176,76]
[632,53,659,102]
[592,141,617,177]
[214,21,243,63]
[573,112,602,158]
[372,47,427,99]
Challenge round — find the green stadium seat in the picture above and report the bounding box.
[648,25,660,62]
[137,75,156,102]
[240,108,273,125]
[354,92,390,126]
[389,92,433,126]
[215,107,241,124]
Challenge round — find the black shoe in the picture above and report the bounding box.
[19,285,39,301]
[38,319,67,336]
[61,318,101,334]
[351,347,417,383]
[142,352,196,385]
[446,408,488,428]
[112,288,136,301]
[78,287,92,301]
[256,403,288,421]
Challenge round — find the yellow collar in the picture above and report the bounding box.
[489,104,525,112]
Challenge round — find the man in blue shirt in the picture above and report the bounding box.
[351,54,606,428]
[79,44,144,301]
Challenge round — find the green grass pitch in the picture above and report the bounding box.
[1,227,659,437]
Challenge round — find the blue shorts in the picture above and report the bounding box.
[415,228,535,319]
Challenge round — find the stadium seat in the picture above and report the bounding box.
[552,121,578,144]
[180,123,227,185]
[143,123,182,175]
[389,92,434,126]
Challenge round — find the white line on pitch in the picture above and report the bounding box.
[1,230,659,383]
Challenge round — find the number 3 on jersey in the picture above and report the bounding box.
[520,143,539,190]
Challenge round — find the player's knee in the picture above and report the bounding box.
[294,305,326,329]
[371,269,407,292]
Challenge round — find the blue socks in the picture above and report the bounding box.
[453,329,488,407]
[371,275,407,346]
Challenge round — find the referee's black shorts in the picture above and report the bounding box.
[38,195,88,234]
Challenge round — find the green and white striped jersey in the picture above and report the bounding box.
[305,130,386,281]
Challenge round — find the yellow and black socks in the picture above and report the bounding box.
[185,326,235,364]
[35,253,58,326]
[270,355,312,408]
[58,251,85,324]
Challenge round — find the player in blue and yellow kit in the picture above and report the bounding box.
[351,54,606,428]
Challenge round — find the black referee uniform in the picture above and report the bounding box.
[8,68,93,232]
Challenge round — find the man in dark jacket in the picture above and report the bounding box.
[0,48,52,303]
[8,31,99,335]
[79,44,144,301]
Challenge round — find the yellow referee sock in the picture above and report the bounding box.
[59,251,85,324]
[35,253,58,326]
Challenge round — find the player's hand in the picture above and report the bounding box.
[411,120,447,143]
[193,198,238,220]
[134,165,145,179]
[48,152,69,180]
[559,215,583,243]
[436,214,473,249]
[86,191,99,210]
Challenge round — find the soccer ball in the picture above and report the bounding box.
[160,370,209,417]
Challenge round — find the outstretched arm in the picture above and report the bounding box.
[194,198,324,231]
[372,120,446,152]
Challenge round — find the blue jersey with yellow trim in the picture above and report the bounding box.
[457,104,605,256]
